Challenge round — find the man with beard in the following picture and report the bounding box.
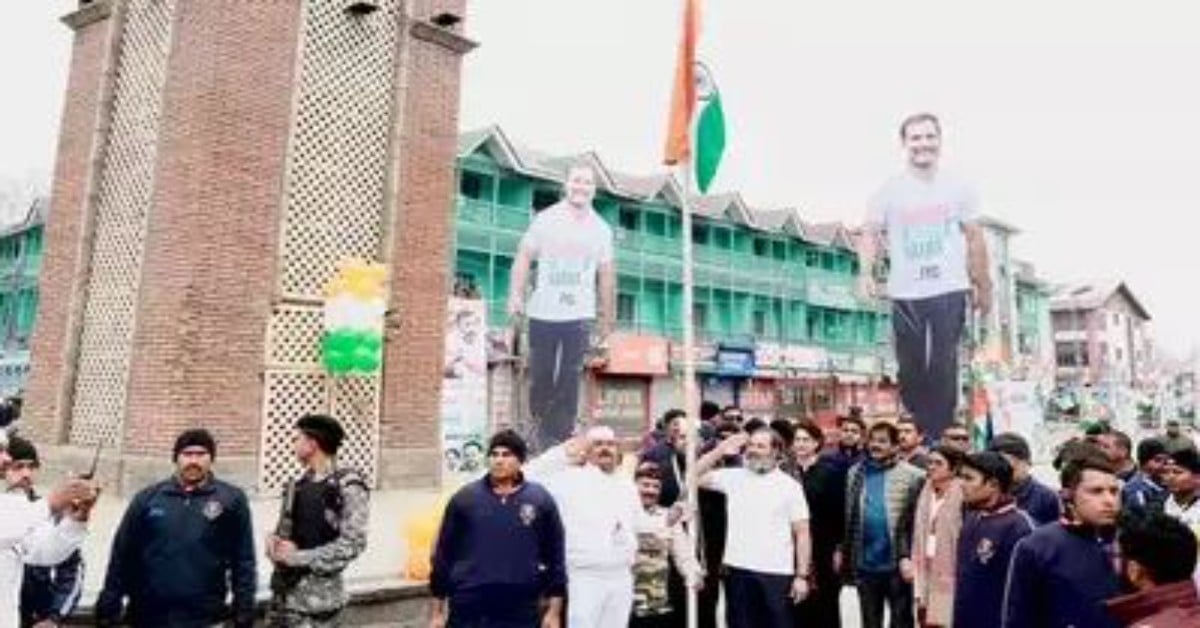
[939,423,972,453]
[953,452,1034,628]
[1002,447,1122,628]
[839,421,924,628]
[695,428,811,628]
[827,413,867,473]
[5,436,85,627]
[1122,437,1171,515]
[526,425,640,628]
[97,429,256,627]
[897,415,929,470]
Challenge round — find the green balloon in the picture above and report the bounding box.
[324,351,354,374]
[356,354,381,373]
[360,334,383,352]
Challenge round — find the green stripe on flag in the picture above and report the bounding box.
[695,90,726,193]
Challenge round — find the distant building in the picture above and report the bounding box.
[1051,281,1153,390]
[0,197,47,395]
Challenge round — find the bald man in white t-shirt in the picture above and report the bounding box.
[507,165,615,451]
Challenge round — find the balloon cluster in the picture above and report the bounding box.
[323,260,387,376]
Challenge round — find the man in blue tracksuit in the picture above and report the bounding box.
[989,433,1061,525]
[96,429,257,627]
[953,452,1034,628]
[430,430,567,628]
[1121,436,1170,515]
[1002,447,1122,628]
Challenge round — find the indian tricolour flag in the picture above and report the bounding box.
[662,0,726,193]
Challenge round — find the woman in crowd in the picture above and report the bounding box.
[912,445,967,628]
[786,418,847,628]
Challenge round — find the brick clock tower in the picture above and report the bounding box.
[25,0,474,494]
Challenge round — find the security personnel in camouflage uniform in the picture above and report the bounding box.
[267,415,370,627]
[631,463,703,628]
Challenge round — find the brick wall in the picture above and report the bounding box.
[30,1,473,492]
[122,0,301,459]
[24,5,120,445]
[377,5,474,487]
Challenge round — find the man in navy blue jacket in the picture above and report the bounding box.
[430,430,566,628]
[989,433,1061,525]
[953,452,1034,628]
[96,429,257,627]
[1122,437,1170,515]
[1002,446,1122,628]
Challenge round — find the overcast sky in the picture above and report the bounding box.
[5,1,1199,355]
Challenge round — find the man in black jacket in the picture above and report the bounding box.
[96,429,257,628]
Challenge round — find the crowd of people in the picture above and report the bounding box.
[430,404,1200,628]
[0,414,370,628]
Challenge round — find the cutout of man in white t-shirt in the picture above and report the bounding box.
[858,113,992,438]
[507,165,615,451]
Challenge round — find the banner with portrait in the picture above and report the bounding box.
[441,298,489,479]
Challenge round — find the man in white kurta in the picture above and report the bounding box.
[526,425,641,628]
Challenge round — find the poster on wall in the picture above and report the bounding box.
[988,380,1042,443]
[441,298,489,479]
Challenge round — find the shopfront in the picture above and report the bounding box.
[593,334,671,437]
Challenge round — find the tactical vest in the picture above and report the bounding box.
[288,469,365,550]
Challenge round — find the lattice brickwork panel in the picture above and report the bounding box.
[277,0,400,298]
[259,372,328,493]
[331,375,381,487]
[266,306,323,368]
[69,0,177,447]
[260,0,400,489]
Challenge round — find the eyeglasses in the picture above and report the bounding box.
[945,434,970,442]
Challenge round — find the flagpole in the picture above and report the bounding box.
[679,156,701,628]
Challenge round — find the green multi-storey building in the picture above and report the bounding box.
[453,127,898,432]
[0,198,47,395]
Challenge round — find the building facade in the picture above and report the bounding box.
[1051,281,1154,392]
[0,198,46,395]
[1013,260,1055,383]
[454,126,898,435]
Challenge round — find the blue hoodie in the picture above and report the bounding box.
[430,475,567,623]
[1011,477,1061,526]
[953,501,1034,628]
[1001,522,1121,628]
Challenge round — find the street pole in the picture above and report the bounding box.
[679,157,701,628]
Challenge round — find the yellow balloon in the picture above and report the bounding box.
[402,492,452,581]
